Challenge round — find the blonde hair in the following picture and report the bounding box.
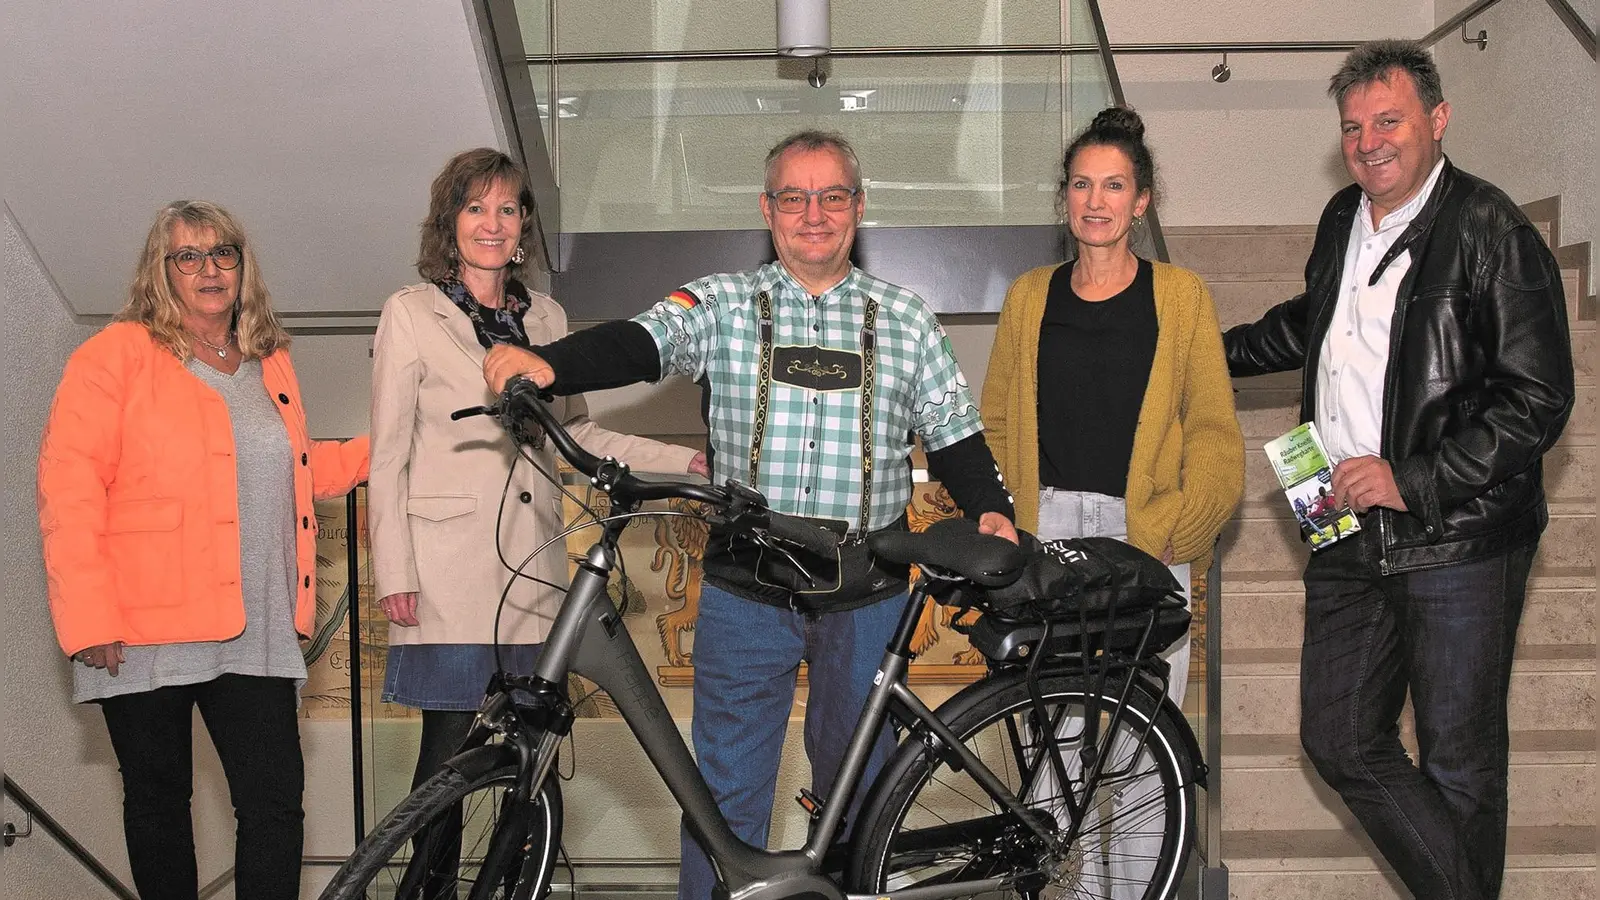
[118,200,290,360]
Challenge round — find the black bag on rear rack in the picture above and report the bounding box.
[976,533,1183,621]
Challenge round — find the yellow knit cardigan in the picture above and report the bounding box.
[982,260,1245,572]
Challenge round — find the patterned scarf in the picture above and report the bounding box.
[435,277,533,349]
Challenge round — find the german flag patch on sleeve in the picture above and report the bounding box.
[666,288,701,310]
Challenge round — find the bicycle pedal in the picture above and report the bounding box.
[795,788,825,818]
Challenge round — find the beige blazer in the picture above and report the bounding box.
[369,283,698,645]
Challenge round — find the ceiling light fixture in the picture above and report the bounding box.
[777,0,829,57]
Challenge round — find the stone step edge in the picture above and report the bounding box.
[1211,572,1597,594]
[1220,730,1596,767]
[1231,497,1597,518]
[1194,270,1592,293]
[1221,826,1596,872]
[1222,644,1595,672]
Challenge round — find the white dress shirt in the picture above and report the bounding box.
[1315,157,1446,464]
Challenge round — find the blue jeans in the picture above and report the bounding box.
[1299,526,1535,900]
[677,583,903,900]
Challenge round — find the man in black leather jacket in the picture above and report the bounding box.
[1224,40,1573,900]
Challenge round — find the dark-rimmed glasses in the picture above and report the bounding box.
[166,244,242,275]
[764,187,859,214]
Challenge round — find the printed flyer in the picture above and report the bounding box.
[1264,422,1361,550]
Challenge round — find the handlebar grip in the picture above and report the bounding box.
[763,511,842,556]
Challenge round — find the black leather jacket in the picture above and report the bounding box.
[1225,160,1574,573]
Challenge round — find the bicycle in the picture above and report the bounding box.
[320,376,1204,900]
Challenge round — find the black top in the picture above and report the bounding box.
[1037,258,1157,497]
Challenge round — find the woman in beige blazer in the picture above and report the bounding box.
[369,149,704,852]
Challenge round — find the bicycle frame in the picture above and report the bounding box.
[496,512,1158,900]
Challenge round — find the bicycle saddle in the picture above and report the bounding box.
[868,518,1027,588]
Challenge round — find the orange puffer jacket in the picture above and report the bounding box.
[38,322,369,657]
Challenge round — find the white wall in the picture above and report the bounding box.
[4,0,506,319]
[1101,0,1433,227]
[1432,0,1596,277]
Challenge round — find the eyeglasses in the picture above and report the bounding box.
[166,244,242,275]
[764,187,860,214]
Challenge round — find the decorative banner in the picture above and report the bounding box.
[302,487,415,720]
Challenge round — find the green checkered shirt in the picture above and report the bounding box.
[635,262,984,531]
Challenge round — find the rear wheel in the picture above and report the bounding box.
[849,672,1194,900]
[319,748,562,900]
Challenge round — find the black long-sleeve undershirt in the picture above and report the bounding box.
[534,320,661,395]
[925,432,1015,523]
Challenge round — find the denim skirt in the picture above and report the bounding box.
[381,643,543,711]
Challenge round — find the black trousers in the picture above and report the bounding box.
[99,674,304,900]
[1299,528,1535,900]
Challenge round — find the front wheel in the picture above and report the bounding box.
[849,672,1195,900]
[319,746,563,900]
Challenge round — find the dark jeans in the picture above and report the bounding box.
[99,674,304,900]
[1299,527,1535,900]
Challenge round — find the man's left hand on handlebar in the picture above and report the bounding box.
[485,345,554,394]
[978,511,1019,544]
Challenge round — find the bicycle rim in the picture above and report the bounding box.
[855,675,1193,900]
[319,764,561,900]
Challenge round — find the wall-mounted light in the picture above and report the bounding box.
[777,0,829,57]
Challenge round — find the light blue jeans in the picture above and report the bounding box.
[1035,488,1192,899]
[677,583,903,900]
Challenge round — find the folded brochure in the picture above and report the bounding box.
[1264,422,1361,549]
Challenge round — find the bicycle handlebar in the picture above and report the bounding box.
[459,376,839,558]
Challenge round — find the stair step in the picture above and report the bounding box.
[1214,512,1595,577]
[1229,384,1595,442]
[1222,732,1595,830]
[1219,580,1596,651]
[1224,826,1596,900]
[1237,440,1594,512]
[1220,645,1596,736]
[1161,225,1318,276]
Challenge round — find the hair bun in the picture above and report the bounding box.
[1089,106,1145,141]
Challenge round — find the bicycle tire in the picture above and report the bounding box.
[319,747,562,900]
[848,671,1194,900]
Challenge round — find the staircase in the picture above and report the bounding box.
[1164,212,1598,899]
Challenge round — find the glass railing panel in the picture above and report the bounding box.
[515,0,551,58]
[547,54,1109,232]
[546,0,1066,56]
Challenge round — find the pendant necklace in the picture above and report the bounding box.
[192,332,232,358]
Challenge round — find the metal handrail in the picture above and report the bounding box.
[1539,0,1597,58]
[2,775,139,900]
[525,0,1593,64]
[1419,0,1510,47]
[1084,0,1170,264]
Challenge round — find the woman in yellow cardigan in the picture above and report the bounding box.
[983,107,1243,896]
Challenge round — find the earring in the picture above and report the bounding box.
[511,246,526,265]
[1132,215,1146,228]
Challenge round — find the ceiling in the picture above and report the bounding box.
[4,0,508,320]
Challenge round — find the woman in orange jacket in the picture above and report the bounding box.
[37,200,368,900]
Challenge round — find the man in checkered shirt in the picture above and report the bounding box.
[485,131,1016,900]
